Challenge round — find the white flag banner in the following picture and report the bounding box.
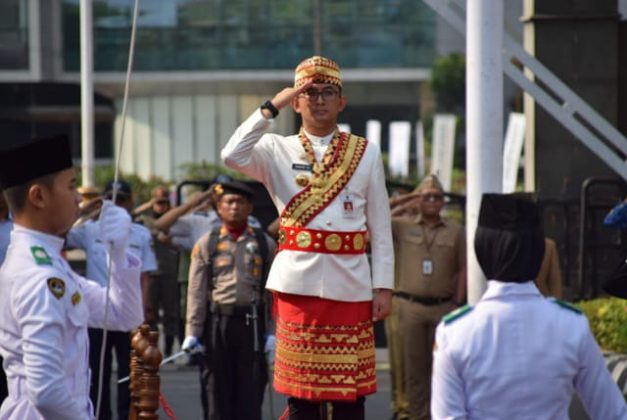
[366,120,381,148]
[502,112,526,193]
[416,121,426,179]
[337,123,351,133]
[389,121,411,177]
[431,114,457,191]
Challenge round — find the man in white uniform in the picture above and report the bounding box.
[222,56,394,419]
[431,193,627,420]
[66,179,157,420]
[0,135,143,419]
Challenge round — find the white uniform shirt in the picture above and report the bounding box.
[169,210,261,251]
[222,110,394,301]
[431,281,627,420]
[0,225,143,419]
[67,220,158,284]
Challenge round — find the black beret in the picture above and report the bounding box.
[104,179,132,196]
[478,193,541,230]
[214,181,254,200]
[0,135,73,189]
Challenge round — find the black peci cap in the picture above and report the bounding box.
[0,135,73,189]
[478,193,541,230]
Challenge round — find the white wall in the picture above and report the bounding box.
[114,94,295,181]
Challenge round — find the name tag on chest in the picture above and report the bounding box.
[292,163,313,172]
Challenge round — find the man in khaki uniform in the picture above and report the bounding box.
[535,238,563,298]
[134,185,180,356]
[386,188,422,420]
[391,175,466,420]
[182,181,275,420]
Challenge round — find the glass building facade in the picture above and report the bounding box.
[62,0,436,72]
[0,0,29,70]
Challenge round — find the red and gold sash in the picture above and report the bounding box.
[281,129,368,228]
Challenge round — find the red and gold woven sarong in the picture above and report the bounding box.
[273,292,377,401]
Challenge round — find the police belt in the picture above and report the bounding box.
[210,302,263,317]
[393,291,452,306]
[278,226,367,255]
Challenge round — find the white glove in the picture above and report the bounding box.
[264,334,276,365]
[182,336,204,354]
[99,200,131,264]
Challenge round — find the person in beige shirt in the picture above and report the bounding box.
[535,238,563,298]
[391,175,466,420]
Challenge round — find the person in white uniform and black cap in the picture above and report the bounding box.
[430,193,627,420]
[0,135,144,419]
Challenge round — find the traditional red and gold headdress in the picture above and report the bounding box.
[294,56,342,89]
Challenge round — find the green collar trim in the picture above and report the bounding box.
[443,304,473,325]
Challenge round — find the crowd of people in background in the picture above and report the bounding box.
[0,54,625,420]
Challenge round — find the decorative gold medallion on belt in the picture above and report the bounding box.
[325,234,342,251]
[353,233,365,251]
[296,231,312,248]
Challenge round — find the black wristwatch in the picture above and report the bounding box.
[260,100,279,118]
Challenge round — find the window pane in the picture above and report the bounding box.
[0,0,29,70]
[63,0,435,72]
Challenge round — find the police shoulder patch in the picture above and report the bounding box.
[442,304,473,325]
[552,299,583,314]
[31,246,52,265]
[47,278,66,300]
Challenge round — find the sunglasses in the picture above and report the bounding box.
[420,193,444,202]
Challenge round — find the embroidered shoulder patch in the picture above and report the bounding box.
[31,246,52,265]
[47,278,66,300]
[552,299,583,314]
[443,304,473,325]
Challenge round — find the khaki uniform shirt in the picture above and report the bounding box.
[535,238,563,298]
[136,213,179,279]
[392,214,465,299]
[186,226,276,337]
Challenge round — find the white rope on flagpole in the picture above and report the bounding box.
[94,0,141,417]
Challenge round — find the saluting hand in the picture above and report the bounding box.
[372,288,392,321]
[269,81,314,110]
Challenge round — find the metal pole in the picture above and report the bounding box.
[466,0,503,304]
[80,0,95,188]
[313,0,322,55]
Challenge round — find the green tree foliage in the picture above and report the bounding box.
[178,161,245,182]
[430,52,466,114]
[577,297,627,353]
[76,165,168,205]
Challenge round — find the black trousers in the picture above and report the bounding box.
[0,356,7,406]
[209,313,267,420]
[287,397,366,420]
[88,328,131,420]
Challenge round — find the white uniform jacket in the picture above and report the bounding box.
[0,225,143,419]
[222,109,394,301]
[67,220,158,284]
[431,281,627,420]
